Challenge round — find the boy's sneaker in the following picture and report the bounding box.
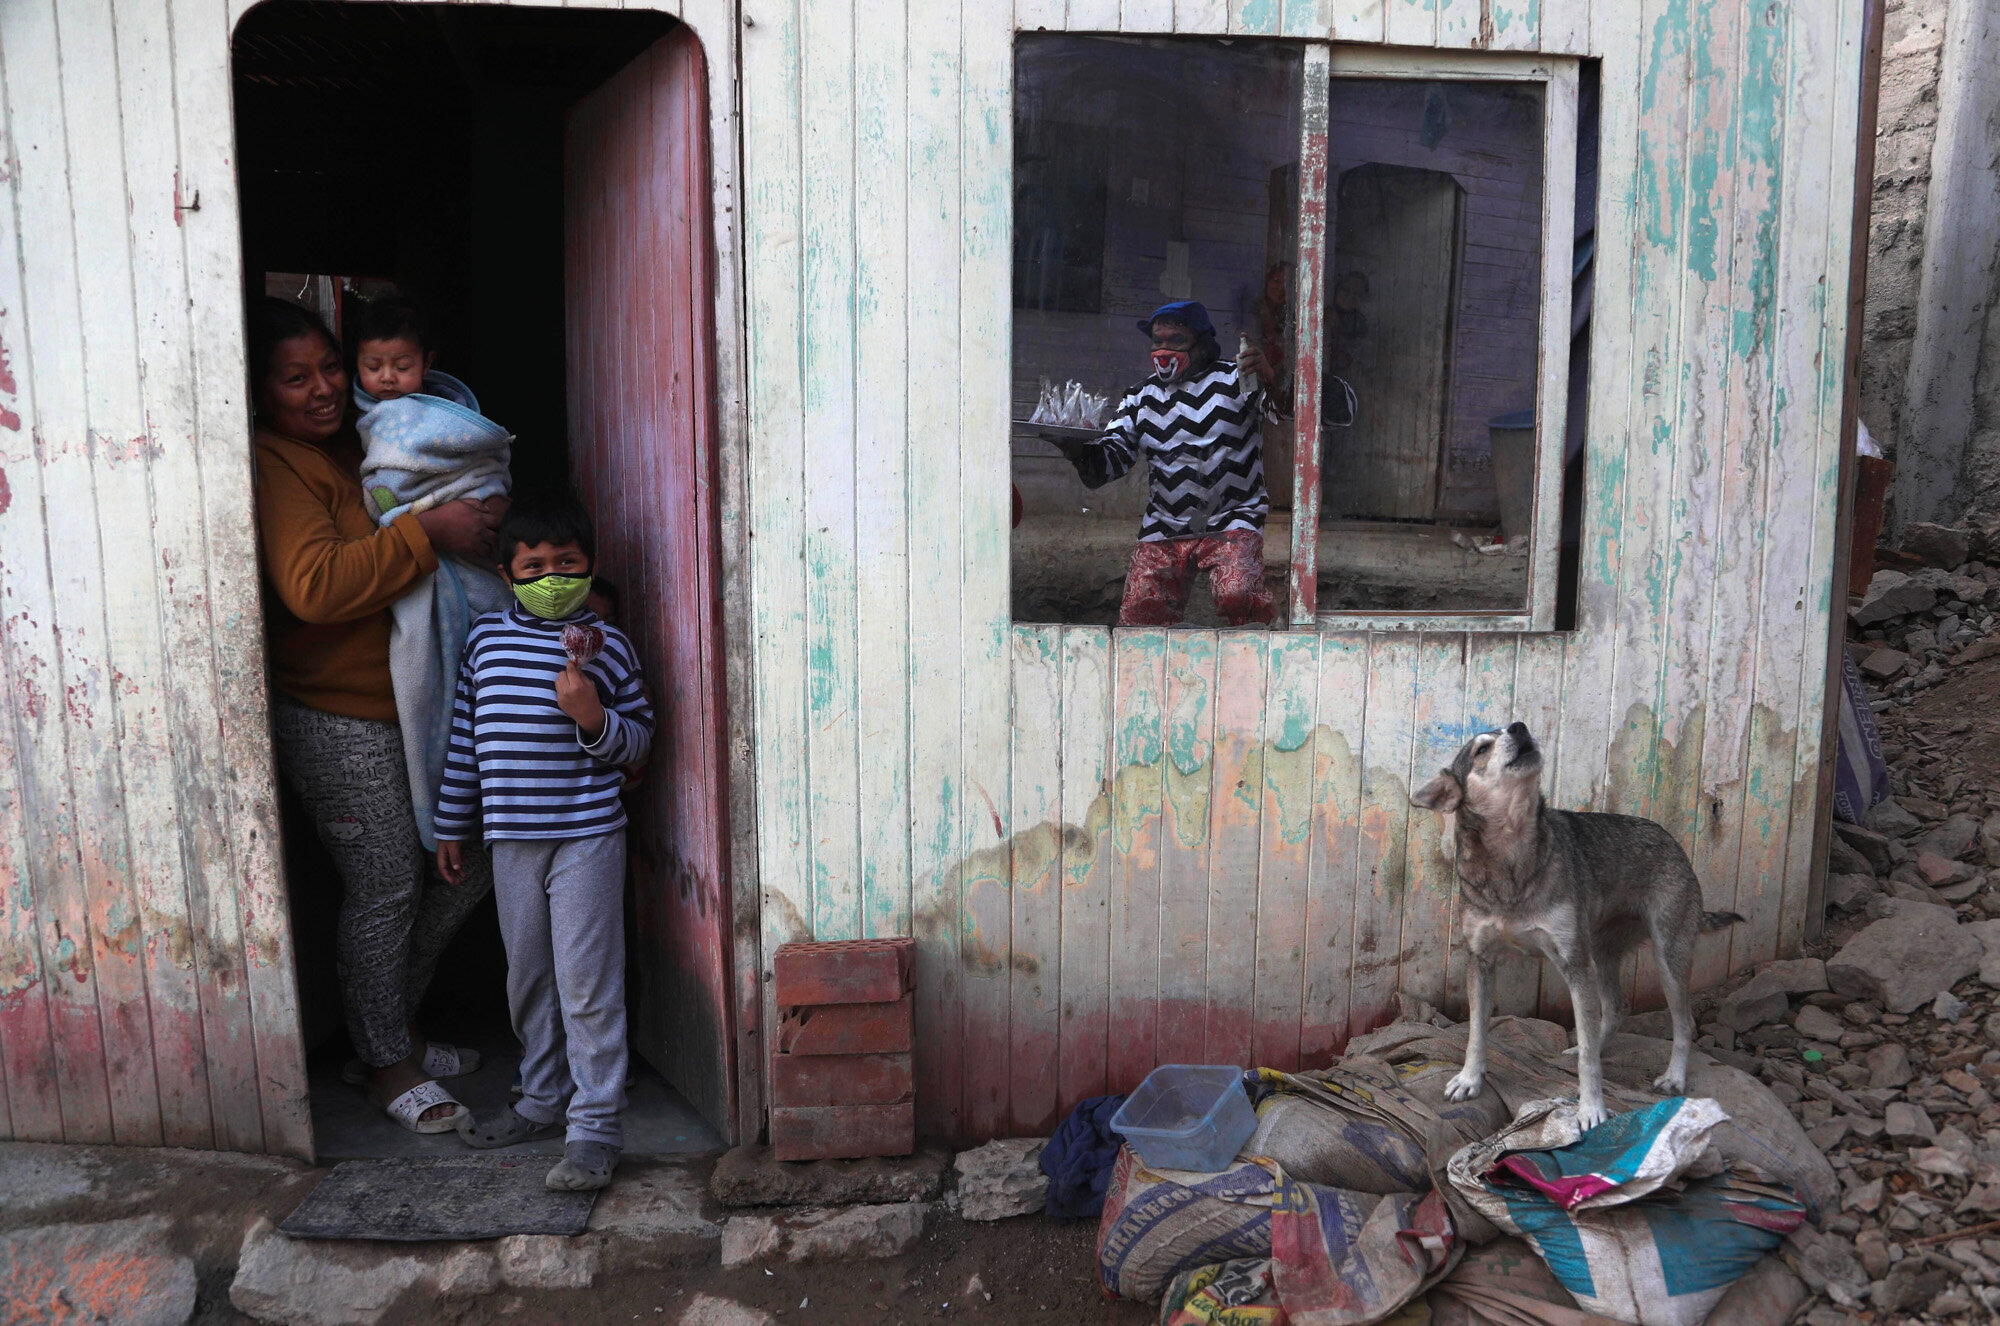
[546,1140,619,1191]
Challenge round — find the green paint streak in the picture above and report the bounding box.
[1732,6,1787,357]
[1237,0,1282,35]
[1266,740,1315,847]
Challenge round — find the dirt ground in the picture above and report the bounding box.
[486,1216,1152,1326]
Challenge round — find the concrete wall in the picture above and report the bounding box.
[1858,0,1948,459]
[1860,0,2000,543]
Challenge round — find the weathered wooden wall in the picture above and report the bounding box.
[0,0,1861,1158]
[743,0,1862,1143]
[0,0,748,1158]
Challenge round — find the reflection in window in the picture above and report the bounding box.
[1008,38,1588,628]
[1315,79,1547,616]
[1011,36,1302,627]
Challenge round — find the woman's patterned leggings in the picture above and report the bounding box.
[1117,530,1277,627]
[271,697,493,1068]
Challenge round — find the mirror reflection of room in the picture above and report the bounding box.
[1012,35,1302,628]
[1011,37,1573,627]
[1315,78,1546,616]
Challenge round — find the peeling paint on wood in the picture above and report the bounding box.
[0,0,1864,1156]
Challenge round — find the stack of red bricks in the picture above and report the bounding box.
[770,936,916,1161]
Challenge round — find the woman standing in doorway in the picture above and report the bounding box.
[251,296,504,1132]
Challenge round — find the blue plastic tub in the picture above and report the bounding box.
[1110,1064,1256,1173]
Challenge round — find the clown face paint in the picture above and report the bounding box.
[1150,348,1191,381]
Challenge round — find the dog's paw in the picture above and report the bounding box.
[1444,1067,1485,1101]
[1575,1097,1609,1131]
[1651,1070,1686,1095]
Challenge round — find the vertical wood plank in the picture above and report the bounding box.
[801,0,862,943]
[1290,47,1330,623]
[1772,0,1859,963]
[0,0,122,1146]
[1016,0,1069,30]
[1542,0,1590,55]
[1602,0,1694,840]
[1437,0,1486,48]
[1203,636,1262,1068]
[1331,0,1386,42]
[1302,636,1367,1063]
[113,0,252,1150]
[172,0,310,1158]
[1350,634,1416,1040]
[1384,0,1437,47]
[61,0,188,1150]
[1503,635,1566,1015]
[1530,66,1580,629]
[0,18,64,1138]
[1646,0,1741,1012]
[1229,0,1284,36]
[1282,0,1337,39]
[1254,632,1317,1071]
[906,0,967,1142]
[958,0,1016,1143]
[857,0,914,942]
[1108,631,1166,1093]
[1058,628,1113,1110]
[1067,0,1120,29]
[1009,627,1062,1134]
[1488,0,1543,50]
[1158,632,1217,1068]
[1176,0,1231,34]
[1401,635,1465,1012]
[1695,0,1789,988]
[1451,636,1518,1015]
[1547,0,1641,1020]
[742,0,816,1129]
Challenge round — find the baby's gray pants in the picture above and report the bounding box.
[491,832,628,1149]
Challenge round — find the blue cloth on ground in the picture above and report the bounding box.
[354,372,513,849]
[1042,1093,1127,1220]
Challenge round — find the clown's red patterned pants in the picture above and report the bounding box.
[1117,530,1276,627]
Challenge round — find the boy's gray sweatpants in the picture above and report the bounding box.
[491,832,628,1148]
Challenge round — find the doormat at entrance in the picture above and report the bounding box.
[279,1157,599,1241]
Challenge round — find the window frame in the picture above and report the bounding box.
[1290,46,1581,633]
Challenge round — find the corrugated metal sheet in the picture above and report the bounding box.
[742,0,1862,1142]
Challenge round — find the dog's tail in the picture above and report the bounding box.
[1700,910,1747,932]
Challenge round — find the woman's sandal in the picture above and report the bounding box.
[382,1080,471,1134]
[546,1140,620,1191]
[342,1042,484,1086]
[458,1105,564,1150]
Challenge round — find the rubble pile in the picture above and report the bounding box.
[1849,523,2000,705]
[1747,554,2000,1324]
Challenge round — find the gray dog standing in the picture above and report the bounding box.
[1409,722,1743,1128]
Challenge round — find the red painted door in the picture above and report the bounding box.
[564,28,734,1136]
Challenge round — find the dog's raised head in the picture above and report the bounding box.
[1410,722,1545,859]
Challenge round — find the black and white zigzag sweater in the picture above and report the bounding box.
[1070,360,1268,541]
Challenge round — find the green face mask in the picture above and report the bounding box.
[511,573,593,620]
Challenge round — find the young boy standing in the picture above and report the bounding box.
[435,499,652,1191]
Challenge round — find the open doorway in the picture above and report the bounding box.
[235,1,735,1158]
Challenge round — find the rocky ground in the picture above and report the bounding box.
[1723,525,2000,1324]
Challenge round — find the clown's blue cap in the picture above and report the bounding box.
[1137,300,1215,339]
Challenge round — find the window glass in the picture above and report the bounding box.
[1314,79,1546,615]
[1012,35,1303,628]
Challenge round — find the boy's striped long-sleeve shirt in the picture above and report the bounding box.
[434,605,653,843]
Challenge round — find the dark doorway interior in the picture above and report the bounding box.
[234,1,723,1158]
